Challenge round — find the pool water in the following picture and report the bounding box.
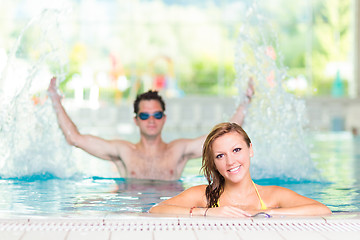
[0,178,187,217]
[0,132,359,217]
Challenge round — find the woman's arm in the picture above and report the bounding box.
[149,185,208,216]
[264,186,332,216]
[149,185,252,218]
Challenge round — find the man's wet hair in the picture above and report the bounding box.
[133,90,166,114]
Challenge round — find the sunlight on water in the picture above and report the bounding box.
[234,3,318,180]
[0,8,80,178]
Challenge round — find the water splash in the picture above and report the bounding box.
[234,3,319,181]
[0,8,79,178]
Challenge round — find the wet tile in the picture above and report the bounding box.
[279,231,328,240]
[22,231,67,240]
[0,231,23,240]
[237,231,283,240]
[320,231,360,240]
[111,230,153,239]
[323,212,360,222]
[67,231,110,240]
[195,230,240,240]
[154,230,196,240]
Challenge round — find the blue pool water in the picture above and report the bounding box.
[0,132,359,217]
[0,4,358,219]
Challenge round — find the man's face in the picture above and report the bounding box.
[134,100,166,138]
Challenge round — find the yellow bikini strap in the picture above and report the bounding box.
[252,181,267,210]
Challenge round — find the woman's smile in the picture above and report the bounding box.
[228,165,241,173]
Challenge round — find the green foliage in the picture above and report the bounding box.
[271,0,351,97]
[179,58,236,95]
[4,0,353,99]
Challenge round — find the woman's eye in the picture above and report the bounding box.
[216,154,224,159]
[233,148,241,152]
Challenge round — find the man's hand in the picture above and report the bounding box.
[47,77,62,102]
[245,77,255,104]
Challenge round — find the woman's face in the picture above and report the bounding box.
[212,131,253,184]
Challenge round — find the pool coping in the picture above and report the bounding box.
[0,212,359,232]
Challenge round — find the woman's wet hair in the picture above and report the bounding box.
[133,90,166,114]
[201,122,251,208]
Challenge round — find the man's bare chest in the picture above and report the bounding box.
[124,152,180,180]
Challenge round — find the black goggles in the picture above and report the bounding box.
[137,111,164,120]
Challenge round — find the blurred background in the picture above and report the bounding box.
[0,0,359,139]
[1,0,359,204]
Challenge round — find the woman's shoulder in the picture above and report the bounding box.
[185,184,207,193]
[257,185,295,208]
[260,185,297,197]
[180,184,208,198]
[180,184,208,206]
[260,185,289,192]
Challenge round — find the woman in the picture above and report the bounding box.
[149,122,331,217]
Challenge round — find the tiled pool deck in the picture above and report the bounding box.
[0,212,359,240]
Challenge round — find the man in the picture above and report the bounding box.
[48,77,253,181]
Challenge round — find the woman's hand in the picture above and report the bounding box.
[205,206,252,218]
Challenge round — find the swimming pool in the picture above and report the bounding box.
[0,132,359,218]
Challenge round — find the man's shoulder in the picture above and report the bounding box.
[109,139,137,150]
[166,137,196,148]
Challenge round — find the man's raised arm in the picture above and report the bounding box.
[230,79,254,125]
[47,77,123,161]
[175,80,255,165]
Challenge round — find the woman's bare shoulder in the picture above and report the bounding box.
[185,184,207,193]
[260,185,302,204]
[260,185,292,194]
[162,184,208,207]
[180,185,208,200]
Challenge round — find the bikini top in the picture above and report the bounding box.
[252,181,267,210]
[215,181,267,210]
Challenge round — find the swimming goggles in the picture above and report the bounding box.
[137,111,164,120]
